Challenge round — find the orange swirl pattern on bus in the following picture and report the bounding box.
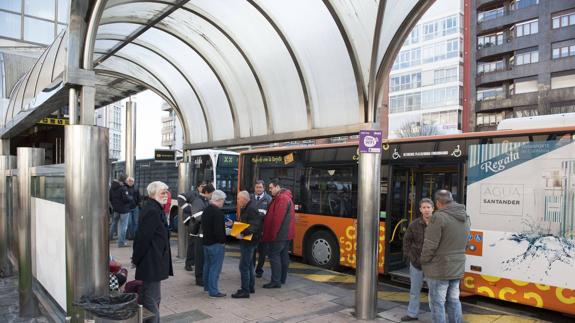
[462,273,575,314]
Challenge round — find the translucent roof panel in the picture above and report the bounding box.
[188,0,308,134]
[136,28,236,138]
[115,43,212,142]
[255,0,361,128]
[164,9,268,136]
[325,0,377,94]
[102,1,170,22]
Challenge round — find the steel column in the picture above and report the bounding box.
[177,161,192,258]
[0,155,16,277]
[355,149,381,319]
[17,147,44,317]
[65,125,109,322]
[125,101,136,178]
[69,88,79,125]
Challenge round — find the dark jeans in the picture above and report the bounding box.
[268,240,290,284]
[194,236,204,281]
[127,207,139,239]
[141,281,161,323]
[253,242,267,275]
[203,243,225,296]
[185,235,195,268]
[239,243,257,293]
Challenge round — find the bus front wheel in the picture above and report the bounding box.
[306,230,339,269]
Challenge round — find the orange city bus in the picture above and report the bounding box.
[238,126,575,315]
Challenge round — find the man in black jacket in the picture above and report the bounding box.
[251,180,272,278]
[126,176,141,240]
[177,180,206,272]
[190,183,214,286]
[202,190,227,298]
[232,191,263,298]
[109,174,133,247]
[132,181,173,323]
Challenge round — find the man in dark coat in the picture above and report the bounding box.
[401,198,433,322]
[109,174,133,247]
[232,191,263,298]
[126,176,141,240]
[201,190,228,298]
[177,180,206,272]
[132,181,173,323]
[261,180,295,289]
[189,183,214,286]
[421,190,470,323]
[251,180,272,278]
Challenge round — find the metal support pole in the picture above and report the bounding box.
[0,155,16,277]
[69,88,78,125]
[355,148,381,319]
[80,86,95,125]
[17,147,44,317]
[177,161,191,258]
[125,101,137,178]
[65,125,109,322]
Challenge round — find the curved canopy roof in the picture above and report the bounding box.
[3,0,433,148]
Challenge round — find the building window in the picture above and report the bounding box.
[390,72,421,92]
[0,11,21,39]
[422,110,459,130]
[24,17,56,45]
[434,67,459,84]
[514,107,539,117]
[478,7,504,23]
[421,86,460,108]
[476,111,507,126]
[552,40,575,59]
[477,32,504,49]
[510,77,538,95]
[392,48,421,70]
[477,87,505,101]
[422,38,460,64]
[514,19,538,38]
[477,59,506,74]
[510,0,538,11]
[551,71,575,90]
[389,93,421,113]
[513,47,538,65]
[552,10,575,29]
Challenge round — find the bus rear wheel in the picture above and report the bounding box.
[306,230,339,269]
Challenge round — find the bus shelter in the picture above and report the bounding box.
[0,0,435,321]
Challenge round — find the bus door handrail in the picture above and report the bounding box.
[389,218,407,243]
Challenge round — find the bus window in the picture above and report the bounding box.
[216,154,238,210]
[303,166,356,218]
[380,165,389,220]
[192,155,213,184]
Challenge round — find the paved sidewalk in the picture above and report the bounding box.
[0,276,50,323]
[110,240,548,323]
[111,240,402,322]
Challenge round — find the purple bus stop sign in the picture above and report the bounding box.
[359,130,382,153]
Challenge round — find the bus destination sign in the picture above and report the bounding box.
[154,149,176,162]
[359,130,382,153]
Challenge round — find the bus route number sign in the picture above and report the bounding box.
[359,130,382,153]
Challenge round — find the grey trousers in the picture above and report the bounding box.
[142,281,161,323]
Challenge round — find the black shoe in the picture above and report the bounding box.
[209,292,226,298]
[255,272,263,278]
[262,282,281,289]
[195,280,204,287]
[185,265,194,272]
[231,290,250,299]
[400,315,418,322]
[249,288,255,294]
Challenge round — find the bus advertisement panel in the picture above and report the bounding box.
[465,137,575,312]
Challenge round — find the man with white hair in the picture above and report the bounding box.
[201,190,228,298]
[132,181,173,323]
[232,191,263,298]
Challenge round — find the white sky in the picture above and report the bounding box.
[119,90,167,160]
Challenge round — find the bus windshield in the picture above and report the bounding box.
[216,154,238,212]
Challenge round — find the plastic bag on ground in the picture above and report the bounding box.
[73,293,139,320]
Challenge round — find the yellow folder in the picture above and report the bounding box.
[230,221,253,241]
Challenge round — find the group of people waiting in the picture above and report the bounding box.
[402,190,471,323]
[127,178,295,322]
[177,179,295,298]
[109,174,141,247]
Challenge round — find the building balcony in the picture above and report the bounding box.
[550,55,575,74]
[476,91,538,111]
[477,5,539,34]
[476,62,540,85]
[477,33,538,59]
[477,0,503,10]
